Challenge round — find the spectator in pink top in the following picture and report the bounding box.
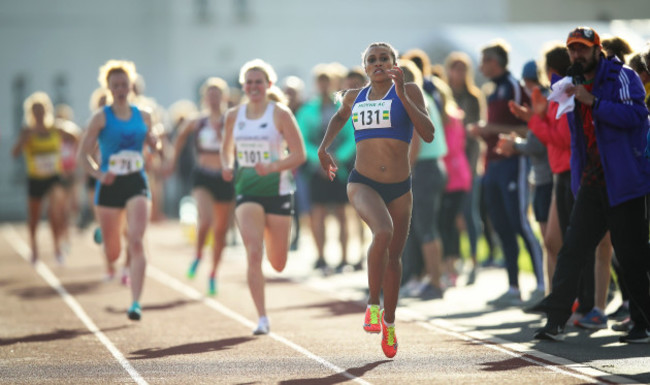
[438,85,471,287]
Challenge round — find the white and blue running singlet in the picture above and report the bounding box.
[351,84,413,144]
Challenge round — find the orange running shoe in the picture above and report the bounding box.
[381,309,398,358]
[363,304,381,333]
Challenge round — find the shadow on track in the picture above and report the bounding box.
[277,359,392,385]
[129,336,255,359]
[273,299,363,317]
[0,325,129,346]
[10,280,111,299]
[105,298,199,315]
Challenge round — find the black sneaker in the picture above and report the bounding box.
[523,299,547,314]
[618,325,650,344]
[335,262,351,274]
[466,267,477,286]
[612,317,634,332]
[534,322,565,341]
[607,304,630,321]
[313,258,328,270]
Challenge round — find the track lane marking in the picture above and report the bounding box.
[3,226,148,385]
[417,318,620,385]
[146,265,373,385]
[303,278,634,385]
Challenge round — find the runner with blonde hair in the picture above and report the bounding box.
[78,59,161,320]
[12,91,78,265]
[166,77,234,296]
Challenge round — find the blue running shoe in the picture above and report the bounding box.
[187,258,200,279]
[208,277,217,296]
[127,302,141,321]
[575,308,608,330]
[93,227,103,244]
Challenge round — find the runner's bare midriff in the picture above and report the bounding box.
[197,152,223,172]
[354,138,410,183]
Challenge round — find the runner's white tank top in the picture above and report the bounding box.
[233,102,294,196]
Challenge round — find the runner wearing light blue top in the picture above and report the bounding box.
[94,104,150,208]
[79,60,160,322]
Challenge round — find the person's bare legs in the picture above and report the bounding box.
[193,188,214,261]
[382,192,412,323]
[45,185,66,260]
[310,204,327,264]
[97,206,124,265]
[544,196,562,294]
[27,197,43,263]
[347,183,394,307]
[235,203,267,318]
[125,196,150,305]
[594,232,613,311]
[264,214,292,273]
[208,201,235,293]
[333,205,349,265]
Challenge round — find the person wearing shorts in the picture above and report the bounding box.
[12,91,75,265]
[317,42,435,358]
[221,59,306,335]
[79,59,161,321]
[166,77,235,296]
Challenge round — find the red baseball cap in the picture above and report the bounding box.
[566,27,601,47]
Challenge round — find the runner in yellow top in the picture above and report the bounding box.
[12,91,78,265]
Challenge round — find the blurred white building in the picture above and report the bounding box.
[1,0,649,220]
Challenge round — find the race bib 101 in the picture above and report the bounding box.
[352,100,392,130]
[108,150,144,175]
[236,140,271,167]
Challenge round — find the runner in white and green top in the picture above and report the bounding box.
[233,101,295,197]
[221,59,306,336]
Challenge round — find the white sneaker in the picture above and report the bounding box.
[253,317,270,335]
[566,312,583,328]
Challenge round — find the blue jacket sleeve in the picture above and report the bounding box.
[592,68,648,131]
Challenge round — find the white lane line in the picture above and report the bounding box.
[416,318,623,385]
[3,226,148,385]
[146,265,373,385]
[302,279,634,385]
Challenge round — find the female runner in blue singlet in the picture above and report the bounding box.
[318,42,435,358]
[78,60,162,321]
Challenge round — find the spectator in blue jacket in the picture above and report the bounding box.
[534,26,650,343]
